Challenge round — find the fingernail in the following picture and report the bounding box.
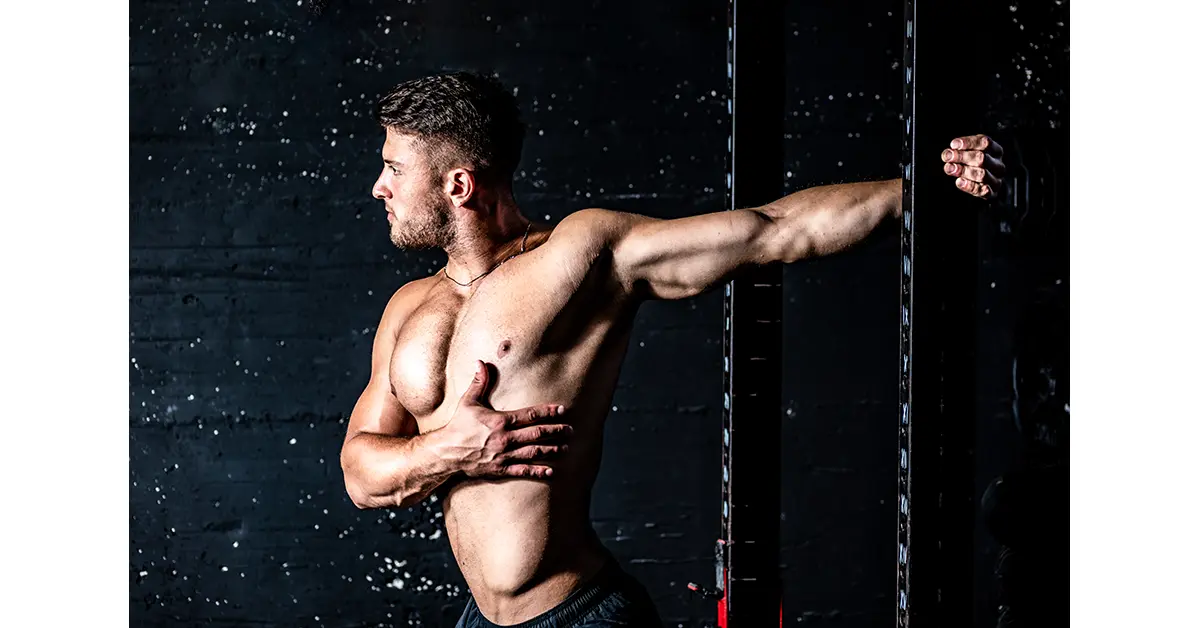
[951,139,963,149]
[944,163,956,174]
[957,178,967,188]
[942,149,953,161]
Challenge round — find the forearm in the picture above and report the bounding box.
[761,178,902,262]
[340,430,459,510]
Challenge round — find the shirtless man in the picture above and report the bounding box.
[339,72,1005,627]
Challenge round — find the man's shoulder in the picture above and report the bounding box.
[552,208,641,246]
[390,273,439,298]
[378,275,438,327]
[560,207,637,226]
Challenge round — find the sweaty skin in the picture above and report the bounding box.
[342,131,1004,625]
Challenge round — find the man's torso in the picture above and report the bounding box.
[387,213,639,623]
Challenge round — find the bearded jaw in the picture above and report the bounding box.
[388,194,455,251]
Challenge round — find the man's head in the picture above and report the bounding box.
[370,72,526,250]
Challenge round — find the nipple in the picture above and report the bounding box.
[497,339,512,358]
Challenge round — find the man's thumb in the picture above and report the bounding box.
[462,360,490,405]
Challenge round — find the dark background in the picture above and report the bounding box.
[129,1,1068,625]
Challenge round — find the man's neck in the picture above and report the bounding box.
[443,197,530,283]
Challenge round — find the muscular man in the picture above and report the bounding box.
[339,72,1005,627]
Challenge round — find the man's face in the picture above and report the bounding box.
[371,130,453,250]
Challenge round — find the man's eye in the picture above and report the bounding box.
[389,166,401,175]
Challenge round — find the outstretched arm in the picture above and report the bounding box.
[598,179,899,301]
[601,135,1004,301]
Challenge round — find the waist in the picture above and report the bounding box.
[444,478,602,609]
[462,554,631,627]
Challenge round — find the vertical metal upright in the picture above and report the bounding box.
[898,1,986,626]
[721,0,785,626]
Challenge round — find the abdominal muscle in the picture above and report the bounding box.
[441,446,608,622]
[430,391,612,624]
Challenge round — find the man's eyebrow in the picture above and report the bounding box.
[383,158,403,167]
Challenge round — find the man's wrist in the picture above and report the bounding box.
[888,178,904,220]
[421,428,467,479]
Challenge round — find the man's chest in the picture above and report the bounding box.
[388,248,621,422]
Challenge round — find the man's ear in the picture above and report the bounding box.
[445,168,476,208]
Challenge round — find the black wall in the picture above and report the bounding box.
[130,1,1067,626]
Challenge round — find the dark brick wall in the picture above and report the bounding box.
[130,1,1066,626]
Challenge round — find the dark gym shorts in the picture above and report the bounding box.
[454,557,664,628]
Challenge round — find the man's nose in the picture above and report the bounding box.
[371,176,391,201]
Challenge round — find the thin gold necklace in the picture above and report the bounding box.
[441,221,533,287]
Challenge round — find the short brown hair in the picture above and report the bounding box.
[375,71,526,183]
